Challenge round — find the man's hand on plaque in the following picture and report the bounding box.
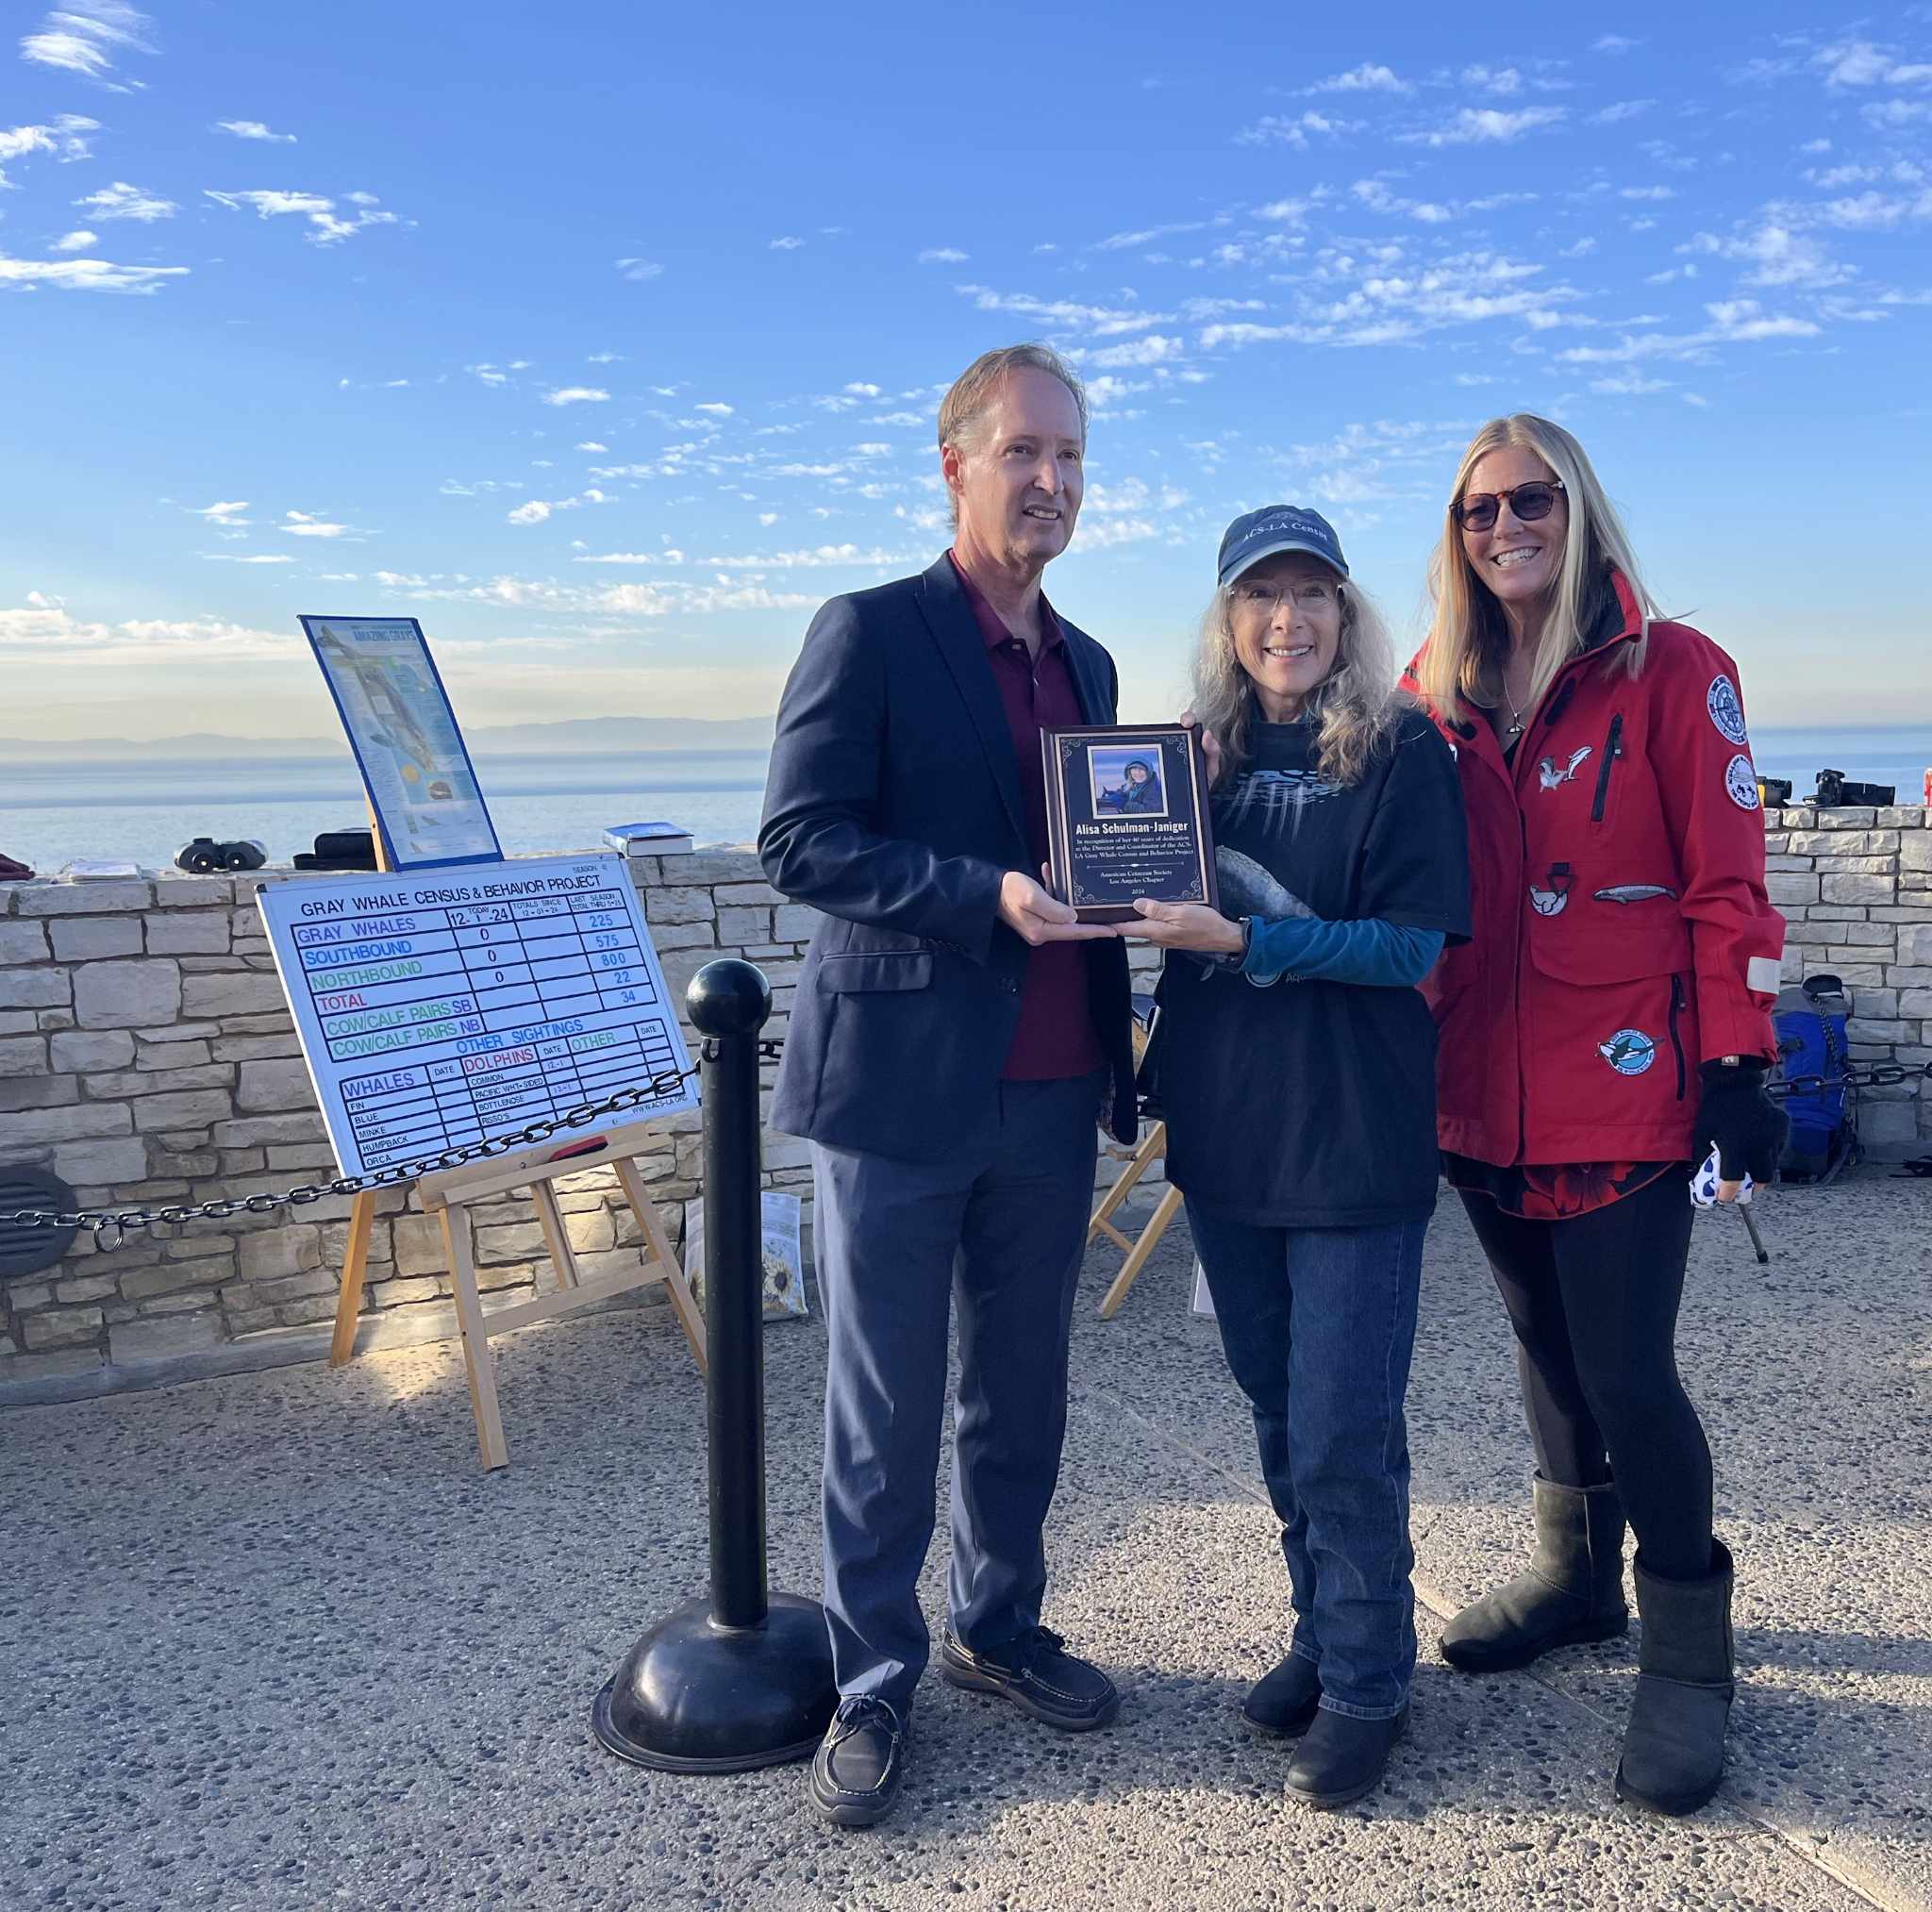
[998,871,1118,946]
[1177,709,1224,786]
[1124,899,1244,955]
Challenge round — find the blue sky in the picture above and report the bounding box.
[3,0,1929,742]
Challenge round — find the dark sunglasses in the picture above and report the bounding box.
[1453,477,1565,533]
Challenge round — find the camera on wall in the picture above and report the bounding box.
[1809,770,1895,808]
[175,838,269,874]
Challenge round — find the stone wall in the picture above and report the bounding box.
[1762,804,1932,1148]
[5,813,1926,1399]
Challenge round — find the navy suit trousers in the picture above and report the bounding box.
[810,1071,1103,1714]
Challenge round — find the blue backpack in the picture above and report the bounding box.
[1772,975,1858,1183]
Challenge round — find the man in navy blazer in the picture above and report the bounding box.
[760,344,1137,1826]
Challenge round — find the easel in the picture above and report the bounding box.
[1090,1004,1184,1318]
[324,806,706,1469]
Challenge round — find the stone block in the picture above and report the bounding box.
[73,958,182,1030]
[143,912,231,956]
[1900,989,1932,1020]
[1763,873,1819,907]
[55,1272,121,1305]
[211,1033,304,1063]
[1762,855,1814,873]
[1846,1018,1912,1044]
[0,1034,48,1074]
[236,1058,318,1113]
[475,1220,545,1263]
[717,906,770,947]
[131,1090,236,1133]
[773,904,823,942]
[236,1225,323,1279]
[138,1039,212,1069]
[0,1011,34,1035]
[50,917,144,961]
[1876,807,1927,828]
[656,851,763,884]
[14,879,152,917]
[0,921,50,965]
[1821,874,1898,906]
[0,1102,131,1150]
[1858,1101,1923,1146]
[120,1257,232,1302]
[0,969,71,1010]
[1898,926,1932,967]
[648,920,717,952]
[50,1029,134,1072]
[392,1214,449,1277]
[181,972,288,1019]
[213,1012,294,1037]
[368,1276,442,1309]
[1813,808,1878,829]
[1788,830,1899,858]
[0,1076,78,1113]
[1900,833,1932,875]
[178,956,245,974]
[51,1137,149,1187]
[250,1268,339,1305]
[714,881,784,906]
[86,1063,234,1099]
[22,1306,103,1350]
[1850,988,1899,1019]
[151,874,235,907]
[209,1114,326,1147]
[566,1207,616,1254]
[646,886,715,925]
[109,1312,225,1362]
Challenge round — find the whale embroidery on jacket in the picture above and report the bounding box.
[1538,745,1592,790]
[1593,884,1679,905]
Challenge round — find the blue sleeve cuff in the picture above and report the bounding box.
[1241,917,1446,988]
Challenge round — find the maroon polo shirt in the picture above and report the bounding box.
[949,551,1104,1081]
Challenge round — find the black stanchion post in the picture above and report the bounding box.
[591,958,838,1774]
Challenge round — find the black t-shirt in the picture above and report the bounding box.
[1154,707,1471,1227]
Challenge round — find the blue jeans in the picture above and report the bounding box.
[1188,1203,1427,1721]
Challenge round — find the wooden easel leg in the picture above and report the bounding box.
[1098,1182,1186,1321]
[530,1181,580,1291]
[327,1190,378,1369]
[1089,1120,1164,1249]
[441,1206,508,1471]
[615,1156,708,1375]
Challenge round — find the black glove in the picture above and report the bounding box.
[1696,1061,1788,1185]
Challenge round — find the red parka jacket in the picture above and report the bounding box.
[1402,572,1786,1167]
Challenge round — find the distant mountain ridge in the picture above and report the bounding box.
[0,714,777,762]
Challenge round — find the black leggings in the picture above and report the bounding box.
[1460,1171,1714,1579]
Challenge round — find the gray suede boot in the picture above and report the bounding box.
[1440,1475,1628,1673]
[1615,1540,1736,1816]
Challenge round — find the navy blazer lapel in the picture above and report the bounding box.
[917,555,1027,849]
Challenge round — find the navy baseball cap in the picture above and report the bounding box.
[1216,505,1350,588]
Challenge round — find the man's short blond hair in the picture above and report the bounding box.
[937,343,1088,459]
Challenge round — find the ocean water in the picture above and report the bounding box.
[2,728,1927,875]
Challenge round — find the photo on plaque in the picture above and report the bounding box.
[1089,746,1168,819]
[1042,723,1217,924]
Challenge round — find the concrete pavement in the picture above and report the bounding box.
[2,1165,1926,1910]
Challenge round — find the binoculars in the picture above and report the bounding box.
[1810,770,1895,808]
[175,838,269,874]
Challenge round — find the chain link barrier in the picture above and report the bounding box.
[1,1039,785,1253]
[1766,1060,1932,1100]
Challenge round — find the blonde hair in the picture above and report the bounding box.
[1190,576,1401,789]
[1419,413,1655,725]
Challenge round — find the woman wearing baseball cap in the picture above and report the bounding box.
[1133,506,1471,1808]
[1402,415,1787,1816]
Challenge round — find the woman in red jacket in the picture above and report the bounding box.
[1404,415,1787,1817]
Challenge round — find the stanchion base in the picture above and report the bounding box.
[592,1590,838,1774]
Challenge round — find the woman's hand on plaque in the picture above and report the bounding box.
[998,870,1118,946]
[1177,709,1224,786]
[1124,899,1244,954]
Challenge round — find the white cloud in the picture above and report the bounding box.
[1086,333,1185,367]
[1813,40,1932,89]
[542,386,608,406]
[215,119,295,142]
[1864,100,1932,127]
[50,229,97,252]
[0,604,290,662]
[844,381,882,396]
[770,235,805,249]
[956,284,1174,338]
[1092,221,1209,251]
[0,251,187,293]
[1591,372,1673,394]
[1461,64,1524,95]
[1307,62,1411,94]
[917,246,968,263]
[0,115,99,181]
[21,2,157,84]
[73,179,175,222]
[192,500,250,525]
[1590,99,1657,124]
[1620,186,1675,201]
[282,508,351,538]
[508,500,552,525]
[1239,110,1361,149]
[1592,35,1640,53]
[615,257,662,281]
[575,441,608,452]
[1071,516,1158,550]
[1684,216,1852,289]
[204,188,400,244]
[203,552,295,564]
[1401,106,1566,146]
[693,401,734,416]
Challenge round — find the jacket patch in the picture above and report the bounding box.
[1724,754,1760,810]
[1594,883,1678,905]
[1746,954,1783,995]
[1707,675,1748,747]
[1598,1028,1657,1075]
[1538,745,1592,790]
[1529,867,1573,917]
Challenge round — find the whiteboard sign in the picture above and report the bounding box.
[257,855,696,1178]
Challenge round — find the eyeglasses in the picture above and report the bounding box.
[1453,478,1564,533]
[1228,579,1338,617]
